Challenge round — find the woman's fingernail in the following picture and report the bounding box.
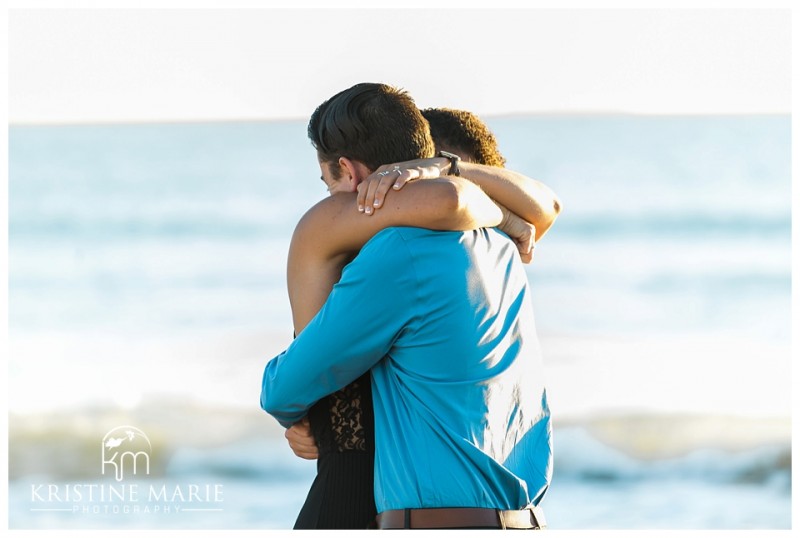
[373,200,381,206]
[358,205,364,212]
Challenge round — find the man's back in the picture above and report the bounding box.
[357,227,551,512]
[262,226,551,513]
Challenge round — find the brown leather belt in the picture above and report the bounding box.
[375,506,546,529]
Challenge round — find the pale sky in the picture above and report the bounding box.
[7,6,792,124]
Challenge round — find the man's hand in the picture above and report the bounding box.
[356,157,450,214]
[498,205,535,264]
[285,417,319,460]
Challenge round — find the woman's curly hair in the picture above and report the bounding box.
[421,107,506,168]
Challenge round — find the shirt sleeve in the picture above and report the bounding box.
[260,228,417,427]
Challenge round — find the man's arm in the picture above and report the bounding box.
[287,178,501,333]
[263,230,415,427]
[359,158,562,242]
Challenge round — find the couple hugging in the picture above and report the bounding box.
[261,82,561,530]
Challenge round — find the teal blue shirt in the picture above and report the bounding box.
[261,227,552,512]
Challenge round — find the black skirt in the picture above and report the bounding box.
[293,372,377,529]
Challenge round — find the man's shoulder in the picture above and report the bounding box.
[391,226,511,244]
[366,226,465,246]
[360,226,415,250]
[355,227,450,262]
[365,228,514,269]
[371,226,511,247]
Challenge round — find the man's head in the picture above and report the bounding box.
[421,108,506,168]
[308,82,435,194]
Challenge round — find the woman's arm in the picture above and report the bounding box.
[357,157,562,242]
[496,203,536,264]
[288,178,501,333]
[458,161,561,242]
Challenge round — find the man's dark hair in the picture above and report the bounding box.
[308,83,435,176]
[422,107,506,168]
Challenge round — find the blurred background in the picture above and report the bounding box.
[6,6,793,531]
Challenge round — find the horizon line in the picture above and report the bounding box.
[8,110,791,128]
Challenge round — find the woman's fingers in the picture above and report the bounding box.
[357,164,423,215]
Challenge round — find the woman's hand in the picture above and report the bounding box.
[285,417,319,460]
[498,205,536,264]
[357,157,450,214]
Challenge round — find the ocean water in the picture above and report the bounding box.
[7,115,792,529]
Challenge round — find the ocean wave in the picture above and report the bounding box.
[550,212,790,238]
[9,406,790,490]
[553,426,790,488]
[8,216,290,240]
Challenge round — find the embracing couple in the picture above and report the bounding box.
[261,82,561,530]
